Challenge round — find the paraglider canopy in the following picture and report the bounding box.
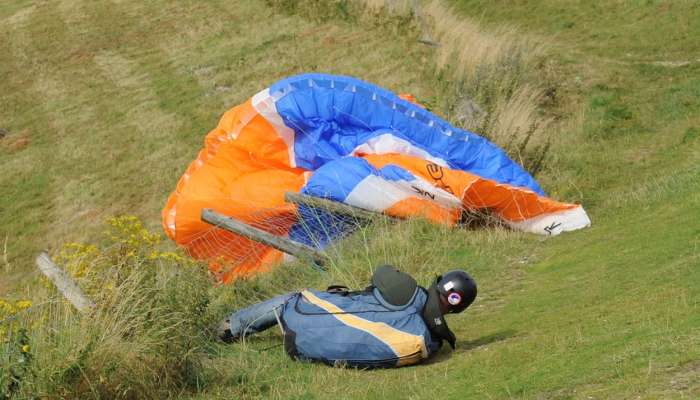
[162,73,590,281]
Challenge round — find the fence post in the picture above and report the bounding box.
[36,252,95,313]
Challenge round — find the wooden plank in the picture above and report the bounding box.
[201,209,329,267]
[284,192,385,221]
[36,252,95,313]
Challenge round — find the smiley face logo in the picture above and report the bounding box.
[447,292,462,305]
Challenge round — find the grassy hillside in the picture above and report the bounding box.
[0,0,433,293]
[1,0,698,399]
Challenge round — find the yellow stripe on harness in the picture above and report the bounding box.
[301,290,428,366]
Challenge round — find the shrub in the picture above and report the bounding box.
[1,301,34,399]
[1,217,212,399]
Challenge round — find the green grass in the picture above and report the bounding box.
[1,0,699,398]
[0,0,434,292]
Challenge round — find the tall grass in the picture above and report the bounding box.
[1,218,212,399]
[0,213,523,399]
[267,0,555,174]
[421,0,552,173]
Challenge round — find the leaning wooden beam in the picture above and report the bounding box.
[36,252,95,313]
[284,192,386,221]
[201,208,329,267]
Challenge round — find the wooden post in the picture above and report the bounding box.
[284,192,386,221]
[412,0,439,47]
[201,209,329,267]
[36,252,95,313]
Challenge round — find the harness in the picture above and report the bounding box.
[279,266,455,368]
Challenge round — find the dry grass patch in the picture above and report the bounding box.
[419,0,552,172]
[273,0,557,174]
[0,130,30,155]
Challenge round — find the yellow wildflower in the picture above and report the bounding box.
[0,299,16,315]
[15,300,32,310]
[21,344,30,353]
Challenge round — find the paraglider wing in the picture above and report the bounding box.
[163,73,590,281]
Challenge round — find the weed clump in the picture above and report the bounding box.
[1,217,212,399]
[410,0,555,174]
[266,0,556,175]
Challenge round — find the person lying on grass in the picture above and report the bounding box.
[218,265,477,368]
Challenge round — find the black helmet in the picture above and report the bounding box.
[436,270,477,313]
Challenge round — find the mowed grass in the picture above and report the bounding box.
[1,0,699,399]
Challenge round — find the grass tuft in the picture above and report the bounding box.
[267,0,556,174]
[2,217,212,399]
[419,0,553,172]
